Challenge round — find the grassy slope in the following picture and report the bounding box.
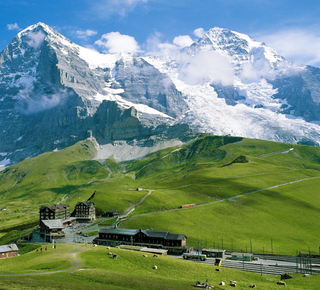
[1,244,319,289]
[0,135,320,256]
[0,139,143,244]
[121,136,320,254]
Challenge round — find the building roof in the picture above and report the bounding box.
[100,228,139,236]
[99,228,186,240]
[41,219,64,229]
[143,229,169,238]
[40,204,69,212]
[166,233,187,241]
[202,248,226,252]
[140,247,168,254]
[0,244,19,253]
[76,201,95,207]
[232,252,253,256]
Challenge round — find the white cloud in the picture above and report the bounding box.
[95,31,140,53]
[259,29,320,67]
[178,51,235,86]
[144,32,176,56]
[90,0,149,17]
[75,29,98,40]
[194,27,205,38]
[7,23,21,31]
[173,35,194,48]
[26,31,46,49]
[145,32,194,57]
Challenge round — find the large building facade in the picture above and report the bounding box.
[73,201,96,220]
[39,204,70,223]
[96,228,191,254]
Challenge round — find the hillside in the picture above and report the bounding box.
[0,135,320,255]
[2,244,319,289]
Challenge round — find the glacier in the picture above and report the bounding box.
[1,23,320,166]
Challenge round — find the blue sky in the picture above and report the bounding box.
[1,0,320,66]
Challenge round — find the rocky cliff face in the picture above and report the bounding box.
[113,55,187,118]
[2,23,320,167]
[0,23,190,166]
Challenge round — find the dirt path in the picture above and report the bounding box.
[114,190,154,227]
[0,244,84,277]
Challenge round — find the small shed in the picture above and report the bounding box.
[0,244,19,259]
[105,209,120,217]
[231,252,253,261]
[202,248,226,258]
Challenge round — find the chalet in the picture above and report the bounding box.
[73,201,96,221]
[0,244,19,259]
[39,204,70,224]
[39,219,65,242]
[96,228,191,254]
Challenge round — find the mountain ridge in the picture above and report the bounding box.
[2,23,320,167]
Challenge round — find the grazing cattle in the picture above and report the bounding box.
[143,254,148,257]
[108,252,113,255]
[277,281,286,286]
[153,254,158,258]
[106,247,110,249]
[230,281,237,287]
[113,254,118,259]
[249,284,256,288]
[153,265,157,269]
[219,282,225,286]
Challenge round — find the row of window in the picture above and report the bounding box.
[99,234,181,246]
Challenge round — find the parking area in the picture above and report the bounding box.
[57,222,99,244]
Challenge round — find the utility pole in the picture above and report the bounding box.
[198,238,200,282]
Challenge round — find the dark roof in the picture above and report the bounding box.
[100,228,139,236]
[99,228,186,240]
[166,233,187,241]
[76,201,95,207]
[144,230,169,238]
[40,204,70,212]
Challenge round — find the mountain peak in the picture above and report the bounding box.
[188,27,284,66]
[18,22,53,36]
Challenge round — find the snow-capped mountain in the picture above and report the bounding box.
[145,27,320,145]
[1,23,320,167]
[0,23,191,166]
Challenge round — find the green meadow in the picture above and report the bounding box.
[0,244,319,289]
[0,134,320,257]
